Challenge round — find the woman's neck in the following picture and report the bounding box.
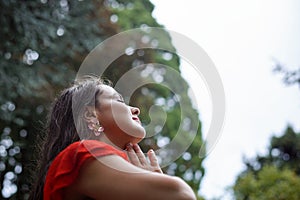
[98,133,125,150]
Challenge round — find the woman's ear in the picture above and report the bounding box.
[84,106,104,137]
[84,106,98,123]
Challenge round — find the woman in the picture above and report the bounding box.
[29,76,196,200]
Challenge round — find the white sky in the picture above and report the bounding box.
[150,0,300,199]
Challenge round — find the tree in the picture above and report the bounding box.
[273,62,300,87]
[232,58,300,199]
[232,126,300,200]
[243,126,300,175]
[233,165,300,200]
[1,1,115,199]
[0,0,204,199]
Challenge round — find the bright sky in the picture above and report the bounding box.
[150,0,300,199]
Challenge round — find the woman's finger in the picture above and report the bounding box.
[126,143,140,166]
[132,144,147,165]
[147,149,163,173]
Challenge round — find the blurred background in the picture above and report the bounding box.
[0,0,300,200]
[150,0,300,199]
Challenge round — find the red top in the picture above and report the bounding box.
[44,140,128,200]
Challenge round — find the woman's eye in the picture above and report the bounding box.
[117,100,125,103]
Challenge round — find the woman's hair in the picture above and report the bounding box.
[29,76,107,200]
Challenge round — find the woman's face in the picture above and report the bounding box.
[95,85,146,147]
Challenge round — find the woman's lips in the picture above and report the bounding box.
[132,116,141,125]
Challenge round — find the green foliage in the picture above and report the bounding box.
[109,0,160,30]
[0,1,112,199]
[232,126,300,200]
[232,58,300,199]
[270,126,300,173]
[233,165,300,200]
[243,126,300,175]
[0,0,204,199]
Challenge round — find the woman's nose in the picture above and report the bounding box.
[130,106,140,116]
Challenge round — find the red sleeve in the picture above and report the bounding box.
[43,140,128,200]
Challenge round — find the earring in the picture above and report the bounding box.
[88,119,104,137]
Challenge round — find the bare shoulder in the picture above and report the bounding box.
[73,155,196,200]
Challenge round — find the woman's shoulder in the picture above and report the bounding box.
[44,140,128,199]
[47,140,128,177]
[54,140,128,166]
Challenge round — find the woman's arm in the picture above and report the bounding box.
[74,155,196,200]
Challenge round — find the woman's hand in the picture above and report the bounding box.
[126,143,163,173]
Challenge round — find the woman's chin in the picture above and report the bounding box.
[132,136,144,144]
[120,127,146,144]
[131,127,146,140]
